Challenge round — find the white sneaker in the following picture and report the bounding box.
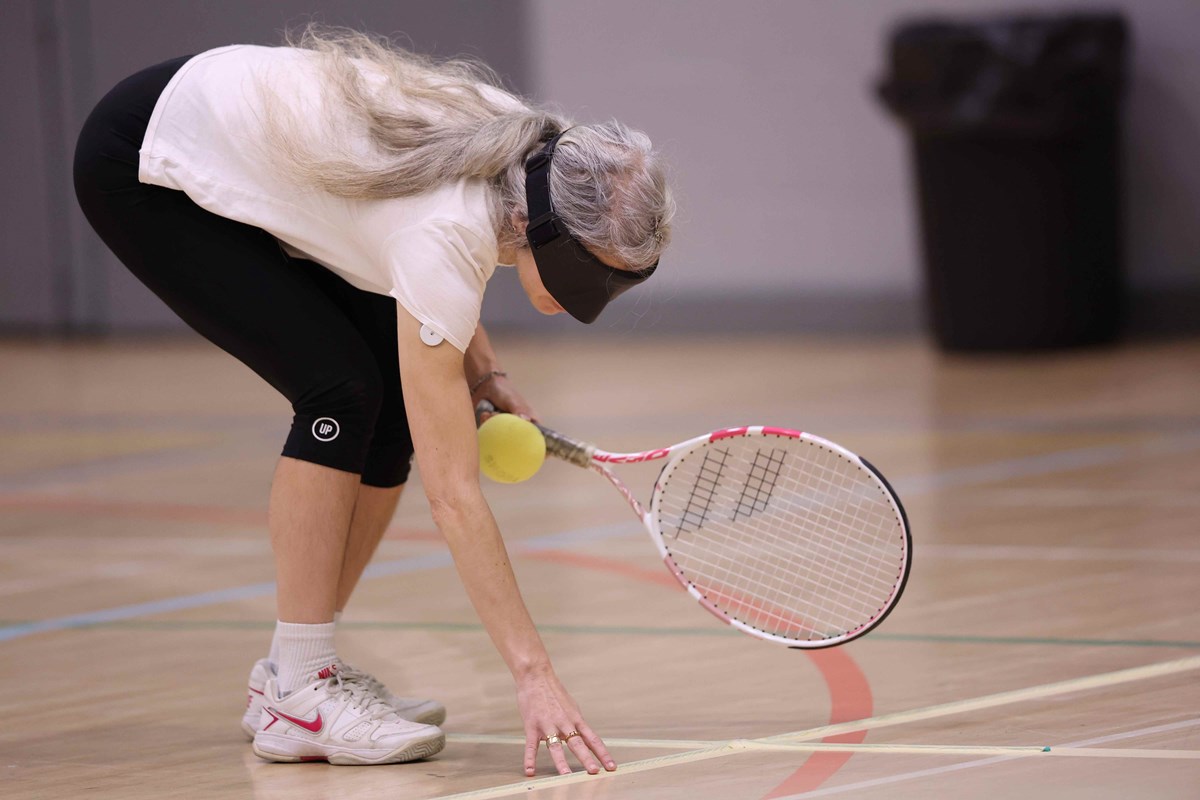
[241,659,446,739]
[241,658,275,740]
[251,664,445,765]
[341,664,447,727]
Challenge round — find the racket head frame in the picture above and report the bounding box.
[644,426,912,649]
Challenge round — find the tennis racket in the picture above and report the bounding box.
[476,401,911,649]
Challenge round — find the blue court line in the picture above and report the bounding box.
[5,433,1200,646]
[891,431,1200,495]
[0,521,639,644]
[0,440,263,493]
[0,582,276,642]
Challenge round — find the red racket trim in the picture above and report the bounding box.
[590,463,649,521]
[761,426,802,438]
[592,448,671,464]
[588,426,802,463]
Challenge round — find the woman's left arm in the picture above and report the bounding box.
[466,322,537,421]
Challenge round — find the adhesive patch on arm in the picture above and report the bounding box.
[419,324,445,347]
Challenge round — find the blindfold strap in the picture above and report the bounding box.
[524,132,568,250]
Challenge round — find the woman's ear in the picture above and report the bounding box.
[510,214,527,237]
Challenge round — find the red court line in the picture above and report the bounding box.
[0,494,440,541]
[521,548,681,589]
[762,649,872,798]
[521,549,874,796]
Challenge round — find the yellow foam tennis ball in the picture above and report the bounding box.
[478,413,546,484]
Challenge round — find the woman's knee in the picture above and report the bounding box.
[282,369,385,475]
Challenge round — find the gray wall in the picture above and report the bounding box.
[4,0,1199,334]
[2,0,529,331]
[516,0,1200,335]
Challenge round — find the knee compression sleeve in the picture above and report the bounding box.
[282,374,383,476]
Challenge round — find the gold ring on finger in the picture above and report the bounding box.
[544,734,561,746]
[562,730,580,740]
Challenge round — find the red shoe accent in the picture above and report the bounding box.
[248,686,265,696]
[272,708,324,733]
[317,664,339,680]
[300,756,326,762]
[263,709,280,731]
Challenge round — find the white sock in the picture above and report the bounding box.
[274,621,338,695]
[268,611,342,667]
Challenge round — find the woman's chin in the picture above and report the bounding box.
[533,300,565,316]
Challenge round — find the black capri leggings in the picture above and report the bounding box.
[73,56,414,487]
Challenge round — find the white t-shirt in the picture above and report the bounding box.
[138,44,508,352]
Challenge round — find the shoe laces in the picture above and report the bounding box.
[340,664,388,698]
[326,670,398,722]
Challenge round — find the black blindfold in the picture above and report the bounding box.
[524,132,657,323]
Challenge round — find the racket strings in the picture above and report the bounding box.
[732,447,786,520]
[749,446,899,633]
[655,434,907,643]
[676,448,729,535]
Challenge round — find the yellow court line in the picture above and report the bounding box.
[432,739,1200,800]
[764,654,1200,743]
[435,655,1200,800]
[448,733,714,749]
[433,743,741,800]
[447,735,1198,760]
[449,734,1045,757]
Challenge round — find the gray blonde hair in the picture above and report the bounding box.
[261,25,674,268]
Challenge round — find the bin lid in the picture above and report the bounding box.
[877,13,1127,136]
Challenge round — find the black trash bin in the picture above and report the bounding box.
[878,14,1128,351]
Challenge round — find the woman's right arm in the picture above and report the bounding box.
[394,307,615,777]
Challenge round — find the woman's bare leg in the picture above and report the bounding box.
[336,483,405,612]
[269,456,360,623]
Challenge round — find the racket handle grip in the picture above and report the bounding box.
[473,400,594,468]
[540,429,595,468]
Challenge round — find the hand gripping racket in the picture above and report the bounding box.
[476,402,911,648]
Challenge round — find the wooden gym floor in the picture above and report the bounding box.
[1,334,1198,799]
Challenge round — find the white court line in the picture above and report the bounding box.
[742,742,1198,760]
[1061,717,1200,748]
[1047,748,1200,759]
[922,544,1200,563]
[764,654,1200,743]
[772,717,1200,799]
